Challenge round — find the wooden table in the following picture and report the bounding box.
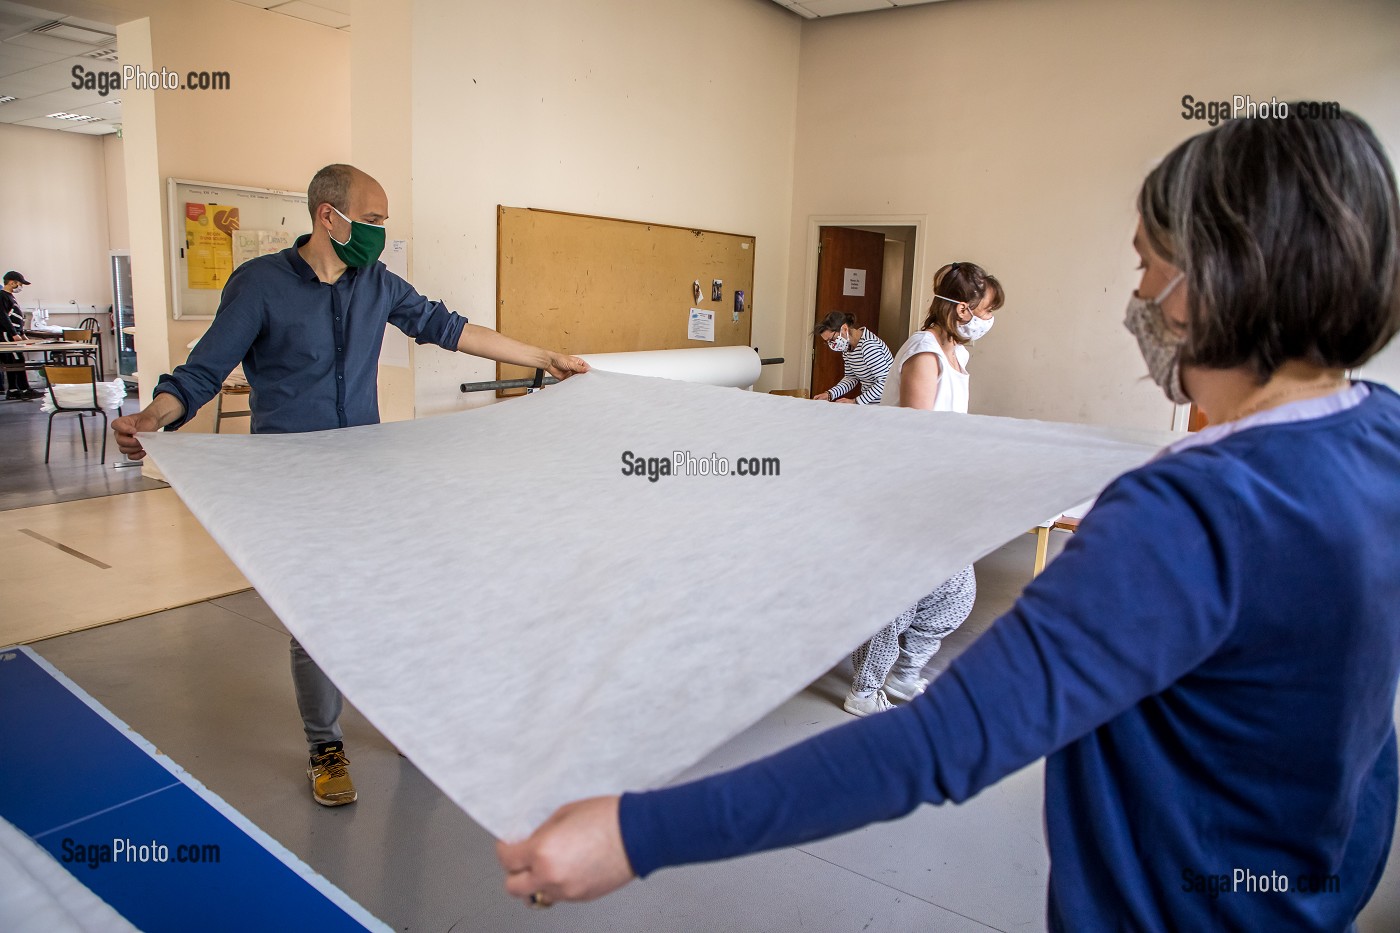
[1,340,101,378]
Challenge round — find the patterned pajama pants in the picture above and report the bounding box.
[851,564,977,696]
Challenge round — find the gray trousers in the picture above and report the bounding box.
[851,565,977,696]
[291,636,343,751]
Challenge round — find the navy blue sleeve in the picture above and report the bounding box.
[619,459,1238,877]
[383,271,467,351]
[154,266,264,431]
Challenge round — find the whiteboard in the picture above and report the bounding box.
[168,178,310,319]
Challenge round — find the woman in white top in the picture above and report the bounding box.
[881,264,1001,411]
[846,262,1004,716]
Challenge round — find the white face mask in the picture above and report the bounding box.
[826,332,850,353]
[1123,272,1189,404]
[956,315,994,342]
[934,293,993,341]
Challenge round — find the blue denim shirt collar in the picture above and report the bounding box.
[287,233,362,286]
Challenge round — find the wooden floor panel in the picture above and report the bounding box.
[0,488,249,646]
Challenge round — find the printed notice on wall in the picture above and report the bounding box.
[688,308,715,342]
[185,203,238,290]
[842,268,866,297]
[384,239,409,279]
[380,240,412,367]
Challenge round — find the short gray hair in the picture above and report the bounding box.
[307,164,354,220]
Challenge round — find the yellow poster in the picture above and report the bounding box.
[185,202,239,290]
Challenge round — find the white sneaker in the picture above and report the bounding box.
[843,689,893,717]
[884,674,929,702]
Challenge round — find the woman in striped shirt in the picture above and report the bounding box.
[813,311,893,405]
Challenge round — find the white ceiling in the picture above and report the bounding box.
[0,0,349,136]
[767,0,949,18]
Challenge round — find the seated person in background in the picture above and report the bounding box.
[813,311,893,405]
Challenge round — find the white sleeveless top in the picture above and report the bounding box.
[881,330,969,413]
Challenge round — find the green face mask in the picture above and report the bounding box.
[329,206,386,267]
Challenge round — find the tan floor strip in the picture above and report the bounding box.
[17,529,113,569]
[0,488,249,646]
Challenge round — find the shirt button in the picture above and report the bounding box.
[336,347,342,352]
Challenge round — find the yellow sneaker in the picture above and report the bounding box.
[307,742,357,806]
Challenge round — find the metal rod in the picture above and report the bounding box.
[459,375,558,393]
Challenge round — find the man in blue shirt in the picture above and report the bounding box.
[112,164,588,807]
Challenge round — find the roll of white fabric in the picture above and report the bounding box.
[577,346,762,388]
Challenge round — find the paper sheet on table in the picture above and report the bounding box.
[141,371,1172,840]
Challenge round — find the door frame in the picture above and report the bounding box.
[799,214,927,398]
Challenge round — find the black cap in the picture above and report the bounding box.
[3,271,29,285]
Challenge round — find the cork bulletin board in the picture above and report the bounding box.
[496,206,755,388]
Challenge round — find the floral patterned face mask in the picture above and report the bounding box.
[1124,272,1189,404]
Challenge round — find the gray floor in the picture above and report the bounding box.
[24,531,1400,932]
[27,536,1053,932]
[0,391,165,511]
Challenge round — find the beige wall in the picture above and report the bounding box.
[1356,328,1400,390]
[790,0,1400,429]
[404,0,801,416]
[102,134,129,252]
[351,0,414,422]
[117,0,350,434]
[0,123,111,319]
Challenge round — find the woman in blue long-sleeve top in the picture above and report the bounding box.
[498,110,1400,931]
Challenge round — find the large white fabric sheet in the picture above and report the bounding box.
[0,817,138,933]
[142,371,1170,839]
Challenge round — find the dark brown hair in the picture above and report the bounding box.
[816,310,857,336]
[1138,108,1400,380]
[983,275,1005,313]
[921,262,992,342]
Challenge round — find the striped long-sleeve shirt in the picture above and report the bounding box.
[827,328,893,404]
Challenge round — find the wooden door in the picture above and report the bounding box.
[810,227,885,398]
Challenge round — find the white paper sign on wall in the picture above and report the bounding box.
[379,239,411,367]
[843,268,866,297]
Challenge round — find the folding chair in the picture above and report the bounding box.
[42,364,107,464]
[60,329,98,367]
[78,316,104,377]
